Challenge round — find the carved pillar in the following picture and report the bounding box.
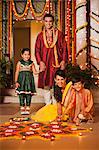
[8,0,12,59]
[72,0,76,65]
[86,0,91,66]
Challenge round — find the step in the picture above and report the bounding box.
[0,88,51,96]
[0,88,99,103]
[0,88,51,104]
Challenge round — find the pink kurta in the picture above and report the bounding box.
[35,29,67,88]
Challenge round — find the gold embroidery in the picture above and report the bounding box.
[43,28,60,68]
[52,45,60,68]
[43,27,58,48]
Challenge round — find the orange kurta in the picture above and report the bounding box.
[63,88,94,120]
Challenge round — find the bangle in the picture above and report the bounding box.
[15,81,18,84]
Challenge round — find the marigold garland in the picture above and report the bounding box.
[12,0,29,18]
[12,0,48,20]
[29,0,47,18]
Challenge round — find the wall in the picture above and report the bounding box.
[13,21,30,75]
[0,2,2,59]
[30,20,43,87]
[13,20,43,87]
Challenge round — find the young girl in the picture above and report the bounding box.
[62,77,94,125]
[15,48,39,115]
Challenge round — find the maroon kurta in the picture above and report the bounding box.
[35,29,68,88]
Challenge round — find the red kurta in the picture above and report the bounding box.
[35,29,68,88]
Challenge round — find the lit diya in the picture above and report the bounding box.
[78,132,83,136]
[89,127,93,131]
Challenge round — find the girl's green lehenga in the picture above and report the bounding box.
[16,59,36,95]
[16,59,36,110]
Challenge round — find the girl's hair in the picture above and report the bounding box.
[54,69,66,79]
[43,13,54,22]
[21,48,30,55]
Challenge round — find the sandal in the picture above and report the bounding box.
[20,107,26,115]
[25,107,30,115]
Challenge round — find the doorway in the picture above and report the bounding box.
[13,20,43,87]
[13,21,30,72]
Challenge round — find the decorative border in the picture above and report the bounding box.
[12,0,49,20]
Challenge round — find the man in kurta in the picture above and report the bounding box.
[35,13,68,89]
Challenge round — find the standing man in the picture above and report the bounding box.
[35,13,68,90]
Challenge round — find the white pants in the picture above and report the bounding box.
[37,88,56,105]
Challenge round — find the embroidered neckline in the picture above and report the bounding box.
[43,27,58,48]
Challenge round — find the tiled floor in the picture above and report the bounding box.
[0,103,99,150]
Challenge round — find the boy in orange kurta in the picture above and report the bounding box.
[62,77,94,125]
